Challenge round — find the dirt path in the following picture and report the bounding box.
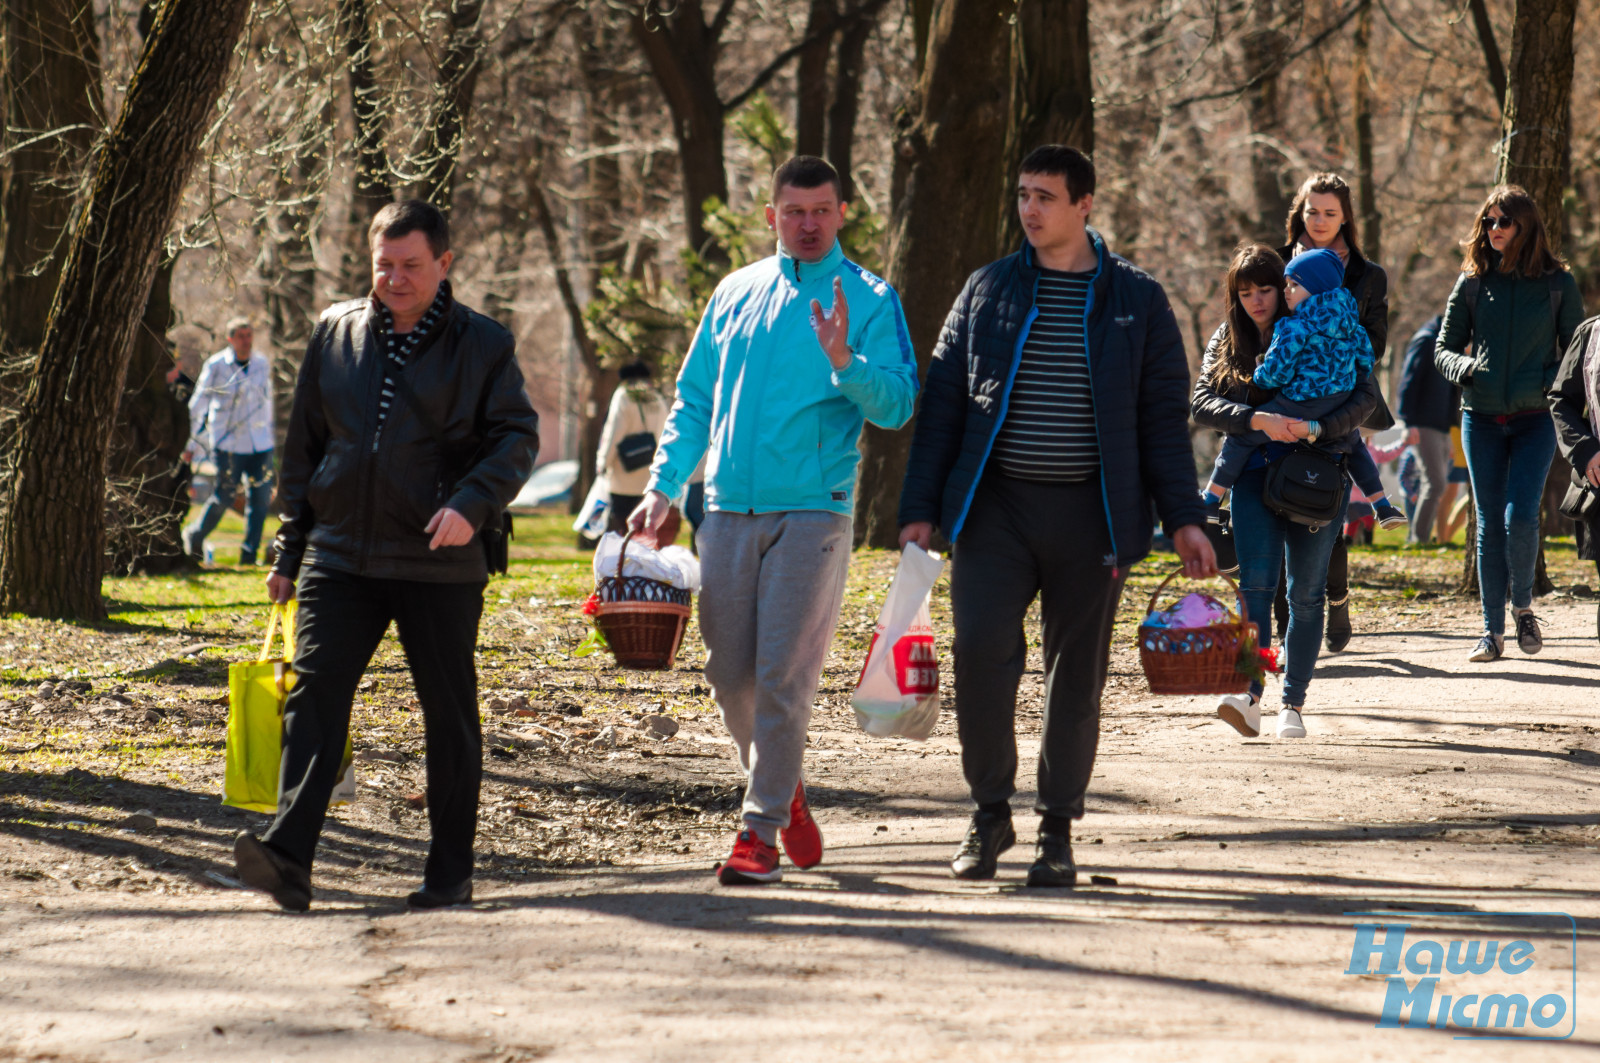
[3,593,1597,1061]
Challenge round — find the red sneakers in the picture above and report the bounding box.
[780,781,823,870]
[717,830,782,885]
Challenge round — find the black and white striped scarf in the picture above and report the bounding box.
[370,279,452,448]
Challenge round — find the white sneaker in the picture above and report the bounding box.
[1277,707,1307,739]
[1217,693,1260,737]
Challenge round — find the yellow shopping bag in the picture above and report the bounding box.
[223,602,354,812]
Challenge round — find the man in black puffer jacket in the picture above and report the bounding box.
[898,146,1214,888]
[233,200,539,913]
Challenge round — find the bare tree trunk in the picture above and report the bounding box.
[1352,0,1381,264]
[1467,0,1508,112]
[825,5,876,203]
[996,0,1092,254]
[1240,0,1297,242]
[0,0,101,360]
[794,0,836,157]
[854,0,1011,549]
[631,1,729,263]
[339,0,392,295]
[0,0,252,619]
[415,0,485,213]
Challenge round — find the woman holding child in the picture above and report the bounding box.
[1191,244,1378,738]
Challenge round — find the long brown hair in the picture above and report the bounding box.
[1285,172,1363,259]
[1460,184,1564,279]
[1208,244,1288,392]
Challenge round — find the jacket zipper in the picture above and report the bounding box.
[1078,245,1118,575]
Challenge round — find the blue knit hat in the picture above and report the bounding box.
[1284,248,1345,298]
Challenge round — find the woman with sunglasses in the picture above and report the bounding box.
[1276,173,1391,654]
[1434,186,1584,662]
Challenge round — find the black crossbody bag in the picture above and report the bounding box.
[615,397,657,472]
[388,368,513,575]
[1262,444,1348,532]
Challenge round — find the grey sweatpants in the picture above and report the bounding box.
[1408,426,1452,543]
[696,510,853,843]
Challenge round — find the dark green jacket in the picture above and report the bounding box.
[1433,266,1583,415]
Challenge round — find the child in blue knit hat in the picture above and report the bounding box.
[1203,247,1405,528]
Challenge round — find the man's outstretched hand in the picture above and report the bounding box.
[1172,523,1218,580]
[809,277,852,371]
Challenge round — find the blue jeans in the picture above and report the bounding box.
[1462,410,1556,635]
[187,449,275,562]
[1229,466,1349,707]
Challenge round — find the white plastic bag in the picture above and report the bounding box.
[851,543,945,740]
[572,473,610,538]
[592,531,701,592]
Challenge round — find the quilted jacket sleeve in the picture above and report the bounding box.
[897,274,976,529]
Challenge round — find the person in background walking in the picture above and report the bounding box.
[597,361,670,537]
[1192,244,1377,738]
[1549,312,1600,642]
[234,200,539,911]
[1277,173,1390,653]
[1433,185,1583,662]
[1397,314,1457,545]
[183,318,275,564]
[629,156,918,886]
[899,145,1215,887]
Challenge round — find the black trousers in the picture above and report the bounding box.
[950,475,1127,819]
[262,565,486,888]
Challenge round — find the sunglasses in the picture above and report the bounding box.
[1485,215,1517,231]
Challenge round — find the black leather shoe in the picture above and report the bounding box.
[950,809,1015,880]
[233,832,311,912]
[407,879,472,910]
[1325,598,1352,653]
[1026,832,1077,888]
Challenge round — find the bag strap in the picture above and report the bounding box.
[257,601,297,662]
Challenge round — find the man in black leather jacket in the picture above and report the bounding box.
[232,200,539,912]
[898,146,1214,888]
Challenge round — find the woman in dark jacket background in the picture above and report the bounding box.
[1276,172,1390,653]
[1192,244,1378,738]
[1547,314,1600,640]
[1434,185,1583,662]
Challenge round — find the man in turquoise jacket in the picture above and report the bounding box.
[629,155,917,885]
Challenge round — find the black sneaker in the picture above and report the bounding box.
[233,832,311,912]
[1026,832,1077,888]
[1515,611,1543,655]
[1373,500,1408,529]
[1325,597,1352,653]
[406,879,472,910]
[950,809,1015,880]
[1468,633,1504,663]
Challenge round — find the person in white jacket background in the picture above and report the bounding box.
[183,317,275,564]
[597,361,670,537]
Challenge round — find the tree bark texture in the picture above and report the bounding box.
[632,0,729,263]
[996,0,1092,254]
[825,6,876,203]
[0,0,252,619]
[853,0,1011,549]
[1352,0,1381,264]
[1495,0,1575,254]
[0,0,101,360]
[104,258,191,574]
[339,0,393,295]
[1467,0,1508,113]
[794,0,836,158]
[415,0,485,213]
[1240,0,1296,242]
